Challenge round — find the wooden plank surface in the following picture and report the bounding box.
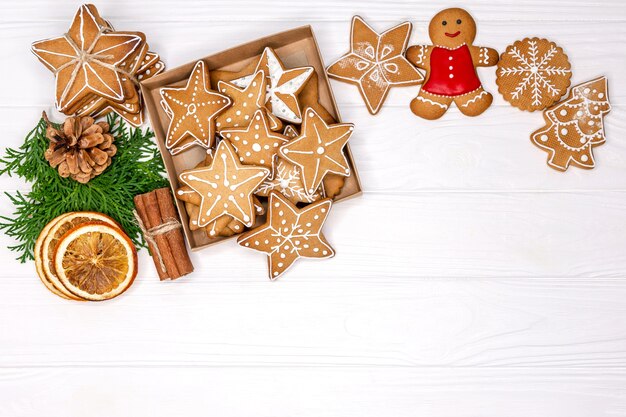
[1,1,625,416]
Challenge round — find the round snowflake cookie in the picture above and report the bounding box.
[496,38,572,111]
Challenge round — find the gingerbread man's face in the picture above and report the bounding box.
[428,8,477,49]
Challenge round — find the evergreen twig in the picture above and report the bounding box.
[0,113,169,262]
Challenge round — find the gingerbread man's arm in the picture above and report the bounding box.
[406,45,433,71]
[470,46,499,67]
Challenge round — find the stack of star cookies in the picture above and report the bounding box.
[158,49,355,279]
[31,4,164,127]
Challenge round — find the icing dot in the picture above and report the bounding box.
[322,250,328,255]
[588,120,595,126]
[581,155,589,162]
[584,88,591,94]
[278,262,283,268]
[560,110,567,116]
[449,74,454,79]
[577,111,584,117]
[252,143,262,152]
[599,93,605,98]
[313,248,319,252]
[316,146,325,155]
[280,253,286,259]
[561,128,568,135]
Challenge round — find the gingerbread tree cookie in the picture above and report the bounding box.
[238,191,335,279]
[531,77,610,171]
[177,140,269,228]
[279,108,353,195]
[160,60,231,154]
[326,16,423,115]
[497,38,571,111]
[406,8,499,120]
[231,47,313,123]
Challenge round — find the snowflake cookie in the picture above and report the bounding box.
[531,76,611,171]
[238,191,335,280]
[496,38,572,112]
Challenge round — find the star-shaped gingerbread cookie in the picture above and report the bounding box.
[279,108,353,195]
[326,16,423,114]
[238,191,335,279]
[220,108,290,172]
[178,140,269,228]
[31,4,145,112]
[160,60,231,154]
[215,70,282,131]
[255,158,324,204]
[231,47,313,123]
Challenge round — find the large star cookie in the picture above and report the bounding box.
[177,140,269,228]
[215,70,282,131]
[160,60,231,154]
[231,47,313,123]
[220,108,290,172]
[279,108,353,195]
[238,191,335,279]
[326,16,423,114]
[31,4,145,112]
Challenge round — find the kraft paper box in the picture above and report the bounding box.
[141,25,362,250]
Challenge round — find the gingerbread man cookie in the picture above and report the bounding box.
[406,8,499,119]
[238,191,335,280]
[326,16,423,115]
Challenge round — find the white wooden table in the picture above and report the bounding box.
[1,1,626,416]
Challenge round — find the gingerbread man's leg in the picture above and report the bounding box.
[454,87,493,117]
[410,90,453,120]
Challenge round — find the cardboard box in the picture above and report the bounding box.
[141,25,362,250]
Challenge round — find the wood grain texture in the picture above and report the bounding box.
[1,1,625,416]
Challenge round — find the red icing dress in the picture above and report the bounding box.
[422,44,481,97]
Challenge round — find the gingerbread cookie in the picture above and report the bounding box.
[406,8,499,119]
[279,107,353,195]
[327,16,423,115]
[177,140,269,228]
[220,108,290,172]
[160,60,231,154]
[531,77,610,171]
[497,38,571,112]
[238,191,334,279]
[229,47,314,123]
[215,70,283,131]
[31,4,146,113]
[256,158,324,204]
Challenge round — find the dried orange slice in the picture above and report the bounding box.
[54,221,137,301]
[41,211,119,299]
[35,213,72,299]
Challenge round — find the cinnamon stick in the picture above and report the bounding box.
[134,194,168,281]
[144,191,180,280]
[155,188,193,277]
[134,188,194,280]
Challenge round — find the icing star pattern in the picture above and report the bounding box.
[31,4,144,112]
[160,60,231,154]
[279,107,353,195]
[326,16,423,114]
[220,108,290,172]
[215,70,282,131]
[238,192,335,279]
[232,47,313,123]
[178,140,269,227]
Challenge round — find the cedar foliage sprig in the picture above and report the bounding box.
[0,113,168,262]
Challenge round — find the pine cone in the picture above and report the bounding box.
[43,112,117,183]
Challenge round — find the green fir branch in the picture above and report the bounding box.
[0,113,169,262]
